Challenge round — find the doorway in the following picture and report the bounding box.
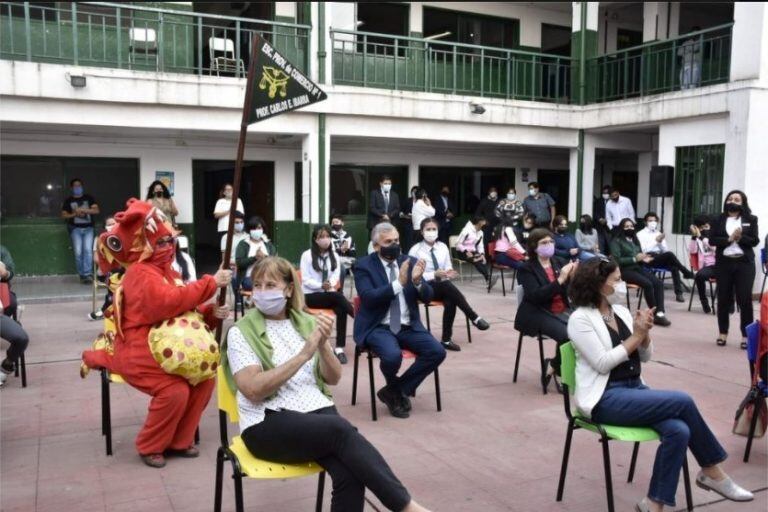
[536,169,570,219]
[192,160,274,273]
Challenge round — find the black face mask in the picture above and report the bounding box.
[331,224,343,231]
[725,202,743,214]
[624,229,635,238]
[380,243,401,261]
[154,191,163,198]
[556,227,568,234]
[612,196,620,202]
[442,191,449,196]
[700,229,711,238]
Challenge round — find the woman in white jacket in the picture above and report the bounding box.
[566,258,753,512]
[410,188,435,244]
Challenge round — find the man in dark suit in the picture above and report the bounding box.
[353,222,447,419]
[434,185,456,245]
[593,184,612,254]
[367,175,401,231]
[475,187,499,252]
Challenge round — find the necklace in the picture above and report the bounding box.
[601,308,614,323]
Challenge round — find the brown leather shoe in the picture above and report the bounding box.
[141,453,166,468]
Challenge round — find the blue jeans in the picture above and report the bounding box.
[70,227,94,278]
[592,378,727,507]
[494,252,526,269]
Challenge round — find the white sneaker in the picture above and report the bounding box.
[0,372,7,387]
[696,471,754,502]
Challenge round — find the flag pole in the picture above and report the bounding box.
[216,34,260,343]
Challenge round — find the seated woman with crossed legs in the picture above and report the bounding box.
[567,257,753,512]
[222,256,431,512]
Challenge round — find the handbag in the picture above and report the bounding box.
[733,387,767,438]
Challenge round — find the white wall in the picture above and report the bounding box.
[731,2,768,83]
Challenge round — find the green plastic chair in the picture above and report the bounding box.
[555,342,693,512]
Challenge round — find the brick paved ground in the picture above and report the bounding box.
[1,276,766,511]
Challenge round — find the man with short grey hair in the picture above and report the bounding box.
[353,223,446,419]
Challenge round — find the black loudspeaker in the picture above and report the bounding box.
[649,165,674,197]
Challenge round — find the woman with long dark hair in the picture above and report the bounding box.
[300,225,355,363]
[709,190,760,348]
[575,214,601,255]
[145,180,179,223]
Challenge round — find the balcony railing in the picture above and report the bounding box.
[0,1,309,77]
[585,23,733,103]
[331,29,572,103]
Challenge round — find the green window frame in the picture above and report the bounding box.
[673,144,725,233]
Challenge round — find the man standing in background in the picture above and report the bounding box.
[61,178,100,284]
[435,185,456,245]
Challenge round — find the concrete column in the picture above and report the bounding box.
[301,120,327,223]
[636,151,654,217]
[408,162,419,191]
[273,158,296,221]
[409,2,423,36]
[731,2,768,83]
[274,2,297,20]
[570,134,596,217]
[571,2,599,103]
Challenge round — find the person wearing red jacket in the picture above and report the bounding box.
[82,199,231,467]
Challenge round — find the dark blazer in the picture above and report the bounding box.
[352,253,434,346]
[593,196,609,222]
[514,259,570,335]
[609,235,642,271]
[709,213,760,263]
[475,197,499,225]
[435,195,456,225]
[368,189,401,230]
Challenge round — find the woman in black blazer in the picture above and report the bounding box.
[709,190,760,348]
[514,228,577,387]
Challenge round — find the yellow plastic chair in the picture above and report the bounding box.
[214,366,326,512]
[555,342,693,512]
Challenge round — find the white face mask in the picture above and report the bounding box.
[253,290,287,316]
[606,280,628,302]
[234,222,244,233]
[647,221,658,231]
[250,229,263,240]
[489,192,498,200]
[224,191,233,199]
[507,193,516,201]
[382,184,392,193]
[317,237,332,250]
[602,193,610,200]
[529,188,538,196]
[423,230,438,243]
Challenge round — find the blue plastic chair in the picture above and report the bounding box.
[760,248,768,296]
[743,321,767,462]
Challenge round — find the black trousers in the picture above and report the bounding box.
[621,268,665,313]
[645,251,690,295]
[304,292,354,348]
[455,250,490,281]
[430,280,478,341]
[527,312,569,373]
[694,265,716,304]
[715,257,755,337]
[241,406,411,512]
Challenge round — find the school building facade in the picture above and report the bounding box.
[1,1,767,286]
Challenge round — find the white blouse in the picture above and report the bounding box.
[214,197,245,232]
[724,216,744,257]
[227,321,334,432]
[411,199,436,230]
[299,249,340,293]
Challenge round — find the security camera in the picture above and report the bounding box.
[469,102,486,115]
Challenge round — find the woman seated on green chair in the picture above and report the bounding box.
[567,257,753,512]
[222,256,431,512]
